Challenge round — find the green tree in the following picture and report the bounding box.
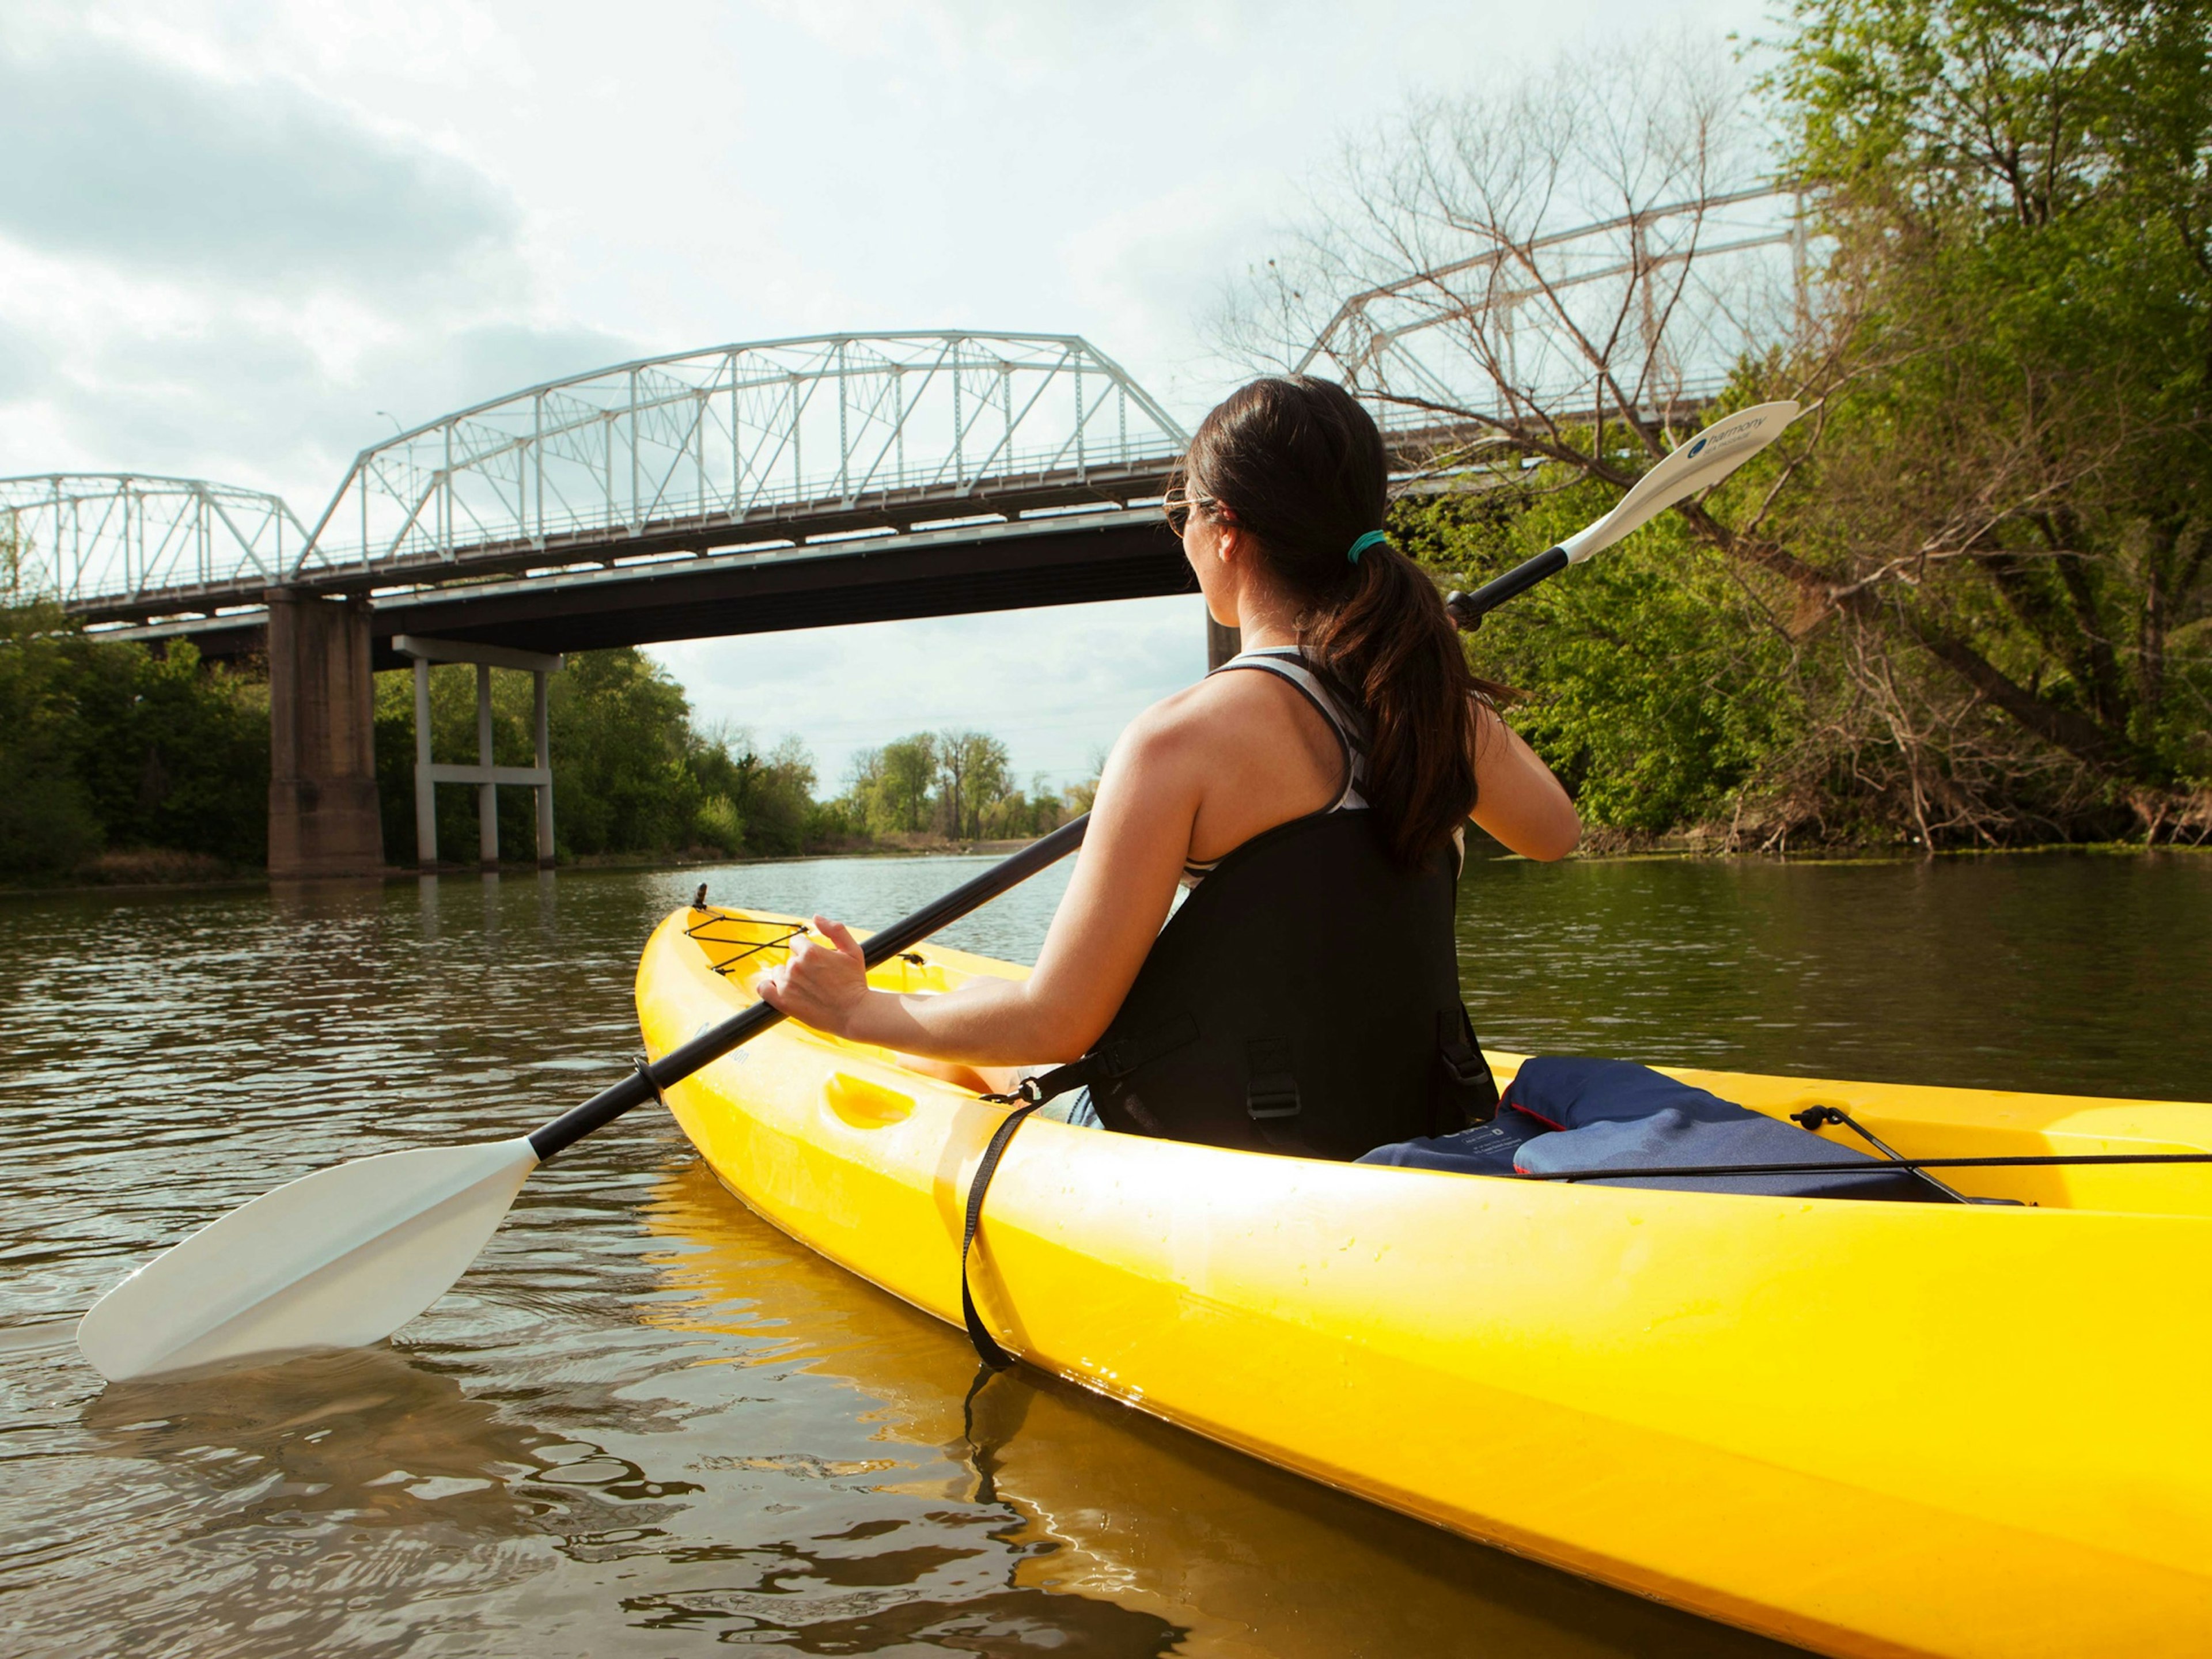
[696,728,817,857]
[548,648,703,854]
[1,543,270,878]
[843,733,940,836]
[936,728,1012,839]
[881,734,940,834]
[0,587,104,876]
[1399,483,1804,837]
[1766,0,2212,831]
[66,638,268,862]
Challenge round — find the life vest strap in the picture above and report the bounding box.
[982,1015,1202,1109]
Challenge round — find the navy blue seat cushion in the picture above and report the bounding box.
[1358,1056,1940,1202]
[1354,1105,1546,1175]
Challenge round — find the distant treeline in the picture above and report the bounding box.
[379,648,1087,865]
[839,729,1090,844]
[0,584,1087,883]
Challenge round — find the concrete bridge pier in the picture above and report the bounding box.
[1206,615,1241,671]
[266,588,386,878]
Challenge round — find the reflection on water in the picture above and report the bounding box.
[3,849,2206,1655]
[1457,849,2212,1096]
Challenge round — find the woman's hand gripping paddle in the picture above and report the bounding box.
[75,411,1785,1384]
[75,822,1090,1382]
[1446,400,1800,627]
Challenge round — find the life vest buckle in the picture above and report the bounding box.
[1439,1046,1489,1088]
[1245,1039,1302,1121]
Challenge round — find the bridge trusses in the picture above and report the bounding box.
[21,333,1190,625]
[298,331,1187,592]
[1,474,309,612]
[1297,185,1809,441]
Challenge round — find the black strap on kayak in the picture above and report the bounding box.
[959,1099,1044,1370]
[1792,1105,1972,1205]
[960,1363,1011,1503]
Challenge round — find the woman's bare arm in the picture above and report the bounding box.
[753,696,1207,1064]
[1469,701,1580,860]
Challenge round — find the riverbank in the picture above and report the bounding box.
[0,834,1059,899]
[9,833,2208,902]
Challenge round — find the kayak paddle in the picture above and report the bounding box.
[76,821,1090,1382]
[1446,400,1799,626]
[76,399,1800,1383]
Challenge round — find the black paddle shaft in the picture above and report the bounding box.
[1445,545,1569,632]
[528,813,1093,1161]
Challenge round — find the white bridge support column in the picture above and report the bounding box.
[412,657,437,859]
[476,665,498,865]
[393,635,563,869]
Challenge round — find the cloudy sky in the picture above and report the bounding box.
[1,0,1770,789]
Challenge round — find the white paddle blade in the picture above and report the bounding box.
[77,1137,539,1382]
[1561,400,1800,563]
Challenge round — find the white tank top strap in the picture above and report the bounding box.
[1183,646,1370,889]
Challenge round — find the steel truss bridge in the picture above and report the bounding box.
[1,476,311,611]
[10,332,1196,662]
[1297,185,1808,445]
[7,190,1808,663]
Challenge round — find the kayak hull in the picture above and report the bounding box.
[636,905,2212,1659]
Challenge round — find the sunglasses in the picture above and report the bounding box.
[1162,484,1219,536]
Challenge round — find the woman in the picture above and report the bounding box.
[757,376,1579,1161]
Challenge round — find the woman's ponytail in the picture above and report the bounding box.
[1181,376,1480,869]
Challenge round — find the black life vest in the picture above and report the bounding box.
[1027,808,1498,1161]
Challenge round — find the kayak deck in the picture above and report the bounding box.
[639,903,2212,1658]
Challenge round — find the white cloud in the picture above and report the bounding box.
[0,14,639,501]
[0,29,516,289]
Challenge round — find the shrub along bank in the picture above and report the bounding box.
[0,592,268,881]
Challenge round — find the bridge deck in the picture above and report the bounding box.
[95,505,1194,665]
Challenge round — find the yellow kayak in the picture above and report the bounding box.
[635,902,2212,1658]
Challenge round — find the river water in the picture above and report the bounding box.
[3,849,2207,1657]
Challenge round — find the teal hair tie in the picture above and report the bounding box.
[1347,529,1389,564]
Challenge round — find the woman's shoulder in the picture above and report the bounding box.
[1113,674,1221,763]
[1128,665,1291,740]
[1110,662,1342,799]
